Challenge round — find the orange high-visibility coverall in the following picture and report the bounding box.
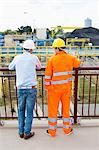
[45,51,80,136]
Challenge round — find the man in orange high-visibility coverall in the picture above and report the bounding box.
[44,38,81,137]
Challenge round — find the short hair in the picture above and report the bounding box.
[58,47,66,51]
[24,48,30,52]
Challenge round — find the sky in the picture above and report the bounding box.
[0,0,99,31]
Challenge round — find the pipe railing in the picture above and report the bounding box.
[0,67,99,124]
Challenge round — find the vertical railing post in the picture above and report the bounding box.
[74,68,79,124]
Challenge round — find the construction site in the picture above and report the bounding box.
[0,26,99,120]
[0,0,99,149]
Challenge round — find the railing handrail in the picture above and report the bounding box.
[0,67,46,71]
[0,66,99,72]
[0,66,99,123]
[78,66,99,70]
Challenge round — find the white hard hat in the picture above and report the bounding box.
[22,39,35,49]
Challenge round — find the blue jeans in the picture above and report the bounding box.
[17,88,37,135]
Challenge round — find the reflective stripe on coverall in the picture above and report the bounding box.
[45,51,80,136]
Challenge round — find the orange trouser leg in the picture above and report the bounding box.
[61,89,72,134]
[48,89,60,137]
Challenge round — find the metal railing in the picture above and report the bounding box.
[0,67,99,124]
[74,67,99,123]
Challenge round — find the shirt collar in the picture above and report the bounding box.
[23,51,31,55]
[57,51,67,55]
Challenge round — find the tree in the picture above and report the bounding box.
[51,26,64,39]
[55,26,64,38]
[3,29,16,35]
[46,28,51,39]
[17,26,32,34]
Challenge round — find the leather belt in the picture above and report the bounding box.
[18,86,37,89]
[32,86,37,89]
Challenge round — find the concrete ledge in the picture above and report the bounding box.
[1,119,99,128]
